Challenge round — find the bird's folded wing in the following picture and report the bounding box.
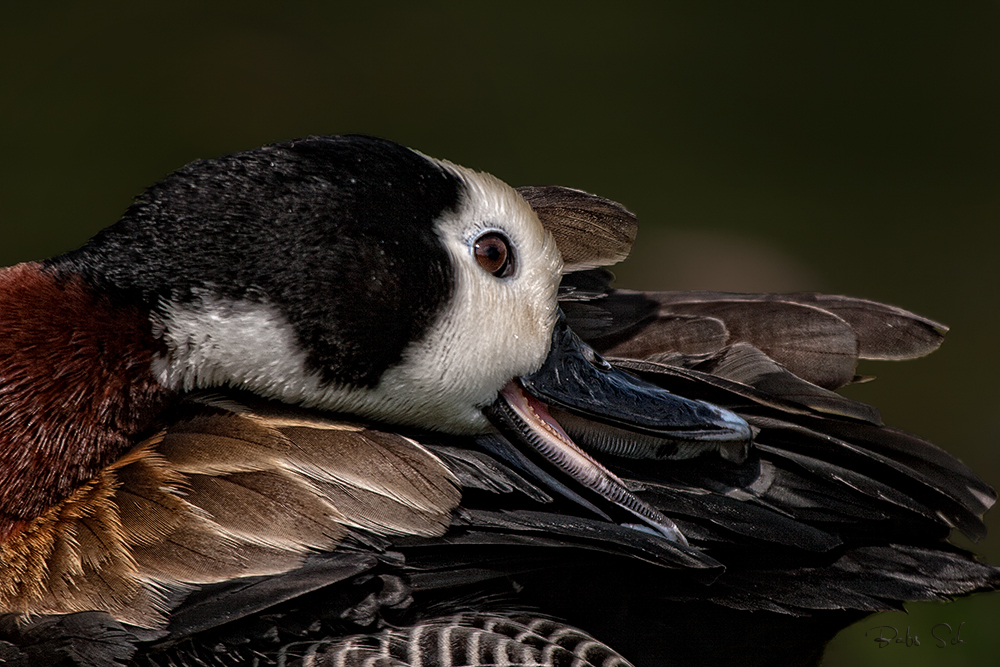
[0,397,459,629]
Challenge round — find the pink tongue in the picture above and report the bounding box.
[499,381,576,446]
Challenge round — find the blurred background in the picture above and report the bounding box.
[1,3,997,664]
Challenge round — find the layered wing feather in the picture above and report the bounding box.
[0,398,459,628]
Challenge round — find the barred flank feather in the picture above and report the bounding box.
[281,614,632,667]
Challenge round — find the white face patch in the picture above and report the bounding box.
[151,163,563,435]
[374,161,564,432]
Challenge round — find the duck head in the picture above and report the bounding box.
[0,135,749,542]
[51,135,564,435]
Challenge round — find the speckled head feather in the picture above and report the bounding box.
[47,135,465,389]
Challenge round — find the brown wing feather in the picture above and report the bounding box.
[0,397,460,628]
[777,293,947,360]
[648,295,861,389]
[599,314,729,358]
[647,292,946,370]
[518,185,638,272]
[184,471,346,549]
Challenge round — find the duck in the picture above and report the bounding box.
[0,135,996,667]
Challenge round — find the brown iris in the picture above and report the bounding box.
[474,232,514,278]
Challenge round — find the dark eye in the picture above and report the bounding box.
[474,232,515,278]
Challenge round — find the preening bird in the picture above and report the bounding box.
[0,135,996,667]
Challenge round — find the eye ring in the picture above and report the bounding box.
[473,231,515,278]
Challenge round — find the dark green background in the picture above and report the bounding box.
[2,3,997,665]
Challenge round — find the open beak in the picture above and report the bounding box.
[485,313,752,545]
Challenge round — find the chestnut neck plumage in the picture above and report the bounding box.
[0,263,173,542]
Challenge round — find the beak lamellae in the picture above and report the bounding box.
[487,314,753,544]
